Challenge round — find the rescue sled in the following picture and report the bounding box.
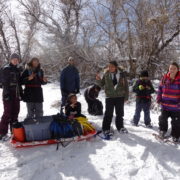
[11,130,97,148]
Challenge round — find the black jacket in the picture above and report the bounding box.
[84,85,100,103]
[65,102,82,117]
[21,66,47,103]
[133,79,155,103]
[2,63,22,101]
[60,65,80,94]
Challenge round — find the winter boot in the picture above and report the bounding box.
[146,124,153,128]
[159,131,166,138]
[103,130,113,140]
[0,134,8,141]
[131,121,138,127]
[172,137,179,143]
[118,127,128,134]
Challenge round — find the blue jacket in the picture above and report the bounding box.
[60,65,80,93]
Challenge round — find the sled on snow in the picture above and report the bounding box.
[11,130,97,148]
[10,114,97,149]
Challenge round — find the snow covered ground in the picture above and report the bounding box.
[0,83,180,180]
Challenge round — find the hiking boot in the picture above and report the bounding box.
[0,134,7,140]
[131,121,138,127]
[103,134,111,140]
[118,127,128,134]
[103,130,113,140]
[103,130,114,136]
[172,137,179,143]
[146,124,153,128]
[159,131,166,138]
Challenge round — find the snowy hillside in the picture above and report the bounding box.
[0,84,180,180]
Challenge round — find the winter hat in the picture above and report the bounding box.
[67,93,77,103]
[93,84,101,91]
[68,57,74,62]
[140,70,149,77]
[109,61,118,67]
[10,53,20,60]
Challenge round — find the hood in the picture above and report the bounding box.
[104,66,125,74]
[165,71,180,80]
[26,63,41,71]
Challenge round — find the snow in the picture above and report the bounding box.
[0,83,180,180]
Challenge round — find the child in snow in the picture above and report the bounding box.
[21,57,47,119]
[132,70,155,127]
[0,53,23,140]
[96,61,129,138]
[84,84,103,115]
[157,62,180,142]
[65,94,95,135]
[65,94,83,119]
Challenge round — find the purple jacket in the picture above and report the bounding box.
[157,71,180,112]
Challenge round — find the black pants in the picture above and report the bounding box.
[103,97,124,131]
[159,109,180,138]
[61,91,69,107]
[85,98,94,114]
[86,99,103,115]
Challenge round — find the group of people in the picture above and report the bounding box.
[59,57,180,141]
[0,54,47,139]
[0,54,179,142]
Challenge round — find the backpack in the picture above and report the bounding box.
[89,100,103,116]
[23,116,53,141]
[75,117,95,135]
[12,122,25,142]
[50,113,83,139]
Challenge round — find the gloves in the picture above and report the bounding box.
[138,85,145,90]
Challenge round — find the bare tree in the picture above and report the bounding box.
[0,0,177,83]
[0,0,39,65]
[91,0,179,78]
[0,0,11,63]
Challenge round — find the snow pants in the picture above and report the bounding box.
[0,98,20,135]
[159,109,180,138]
[26,102,43,119]
[102,97,124,131]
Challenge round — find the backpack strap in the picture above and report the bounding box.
[28,69,33,76]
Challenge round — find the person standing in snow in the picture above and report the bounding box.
[84,84,103,115]
[131,70,155,127]
[21,57,47,119]
[0,53,23,140]
[96,61,129,138]
[157,62,180,142]
[60,57,80,108]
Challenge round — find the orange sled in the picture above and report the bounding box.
[11,130,97,148]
